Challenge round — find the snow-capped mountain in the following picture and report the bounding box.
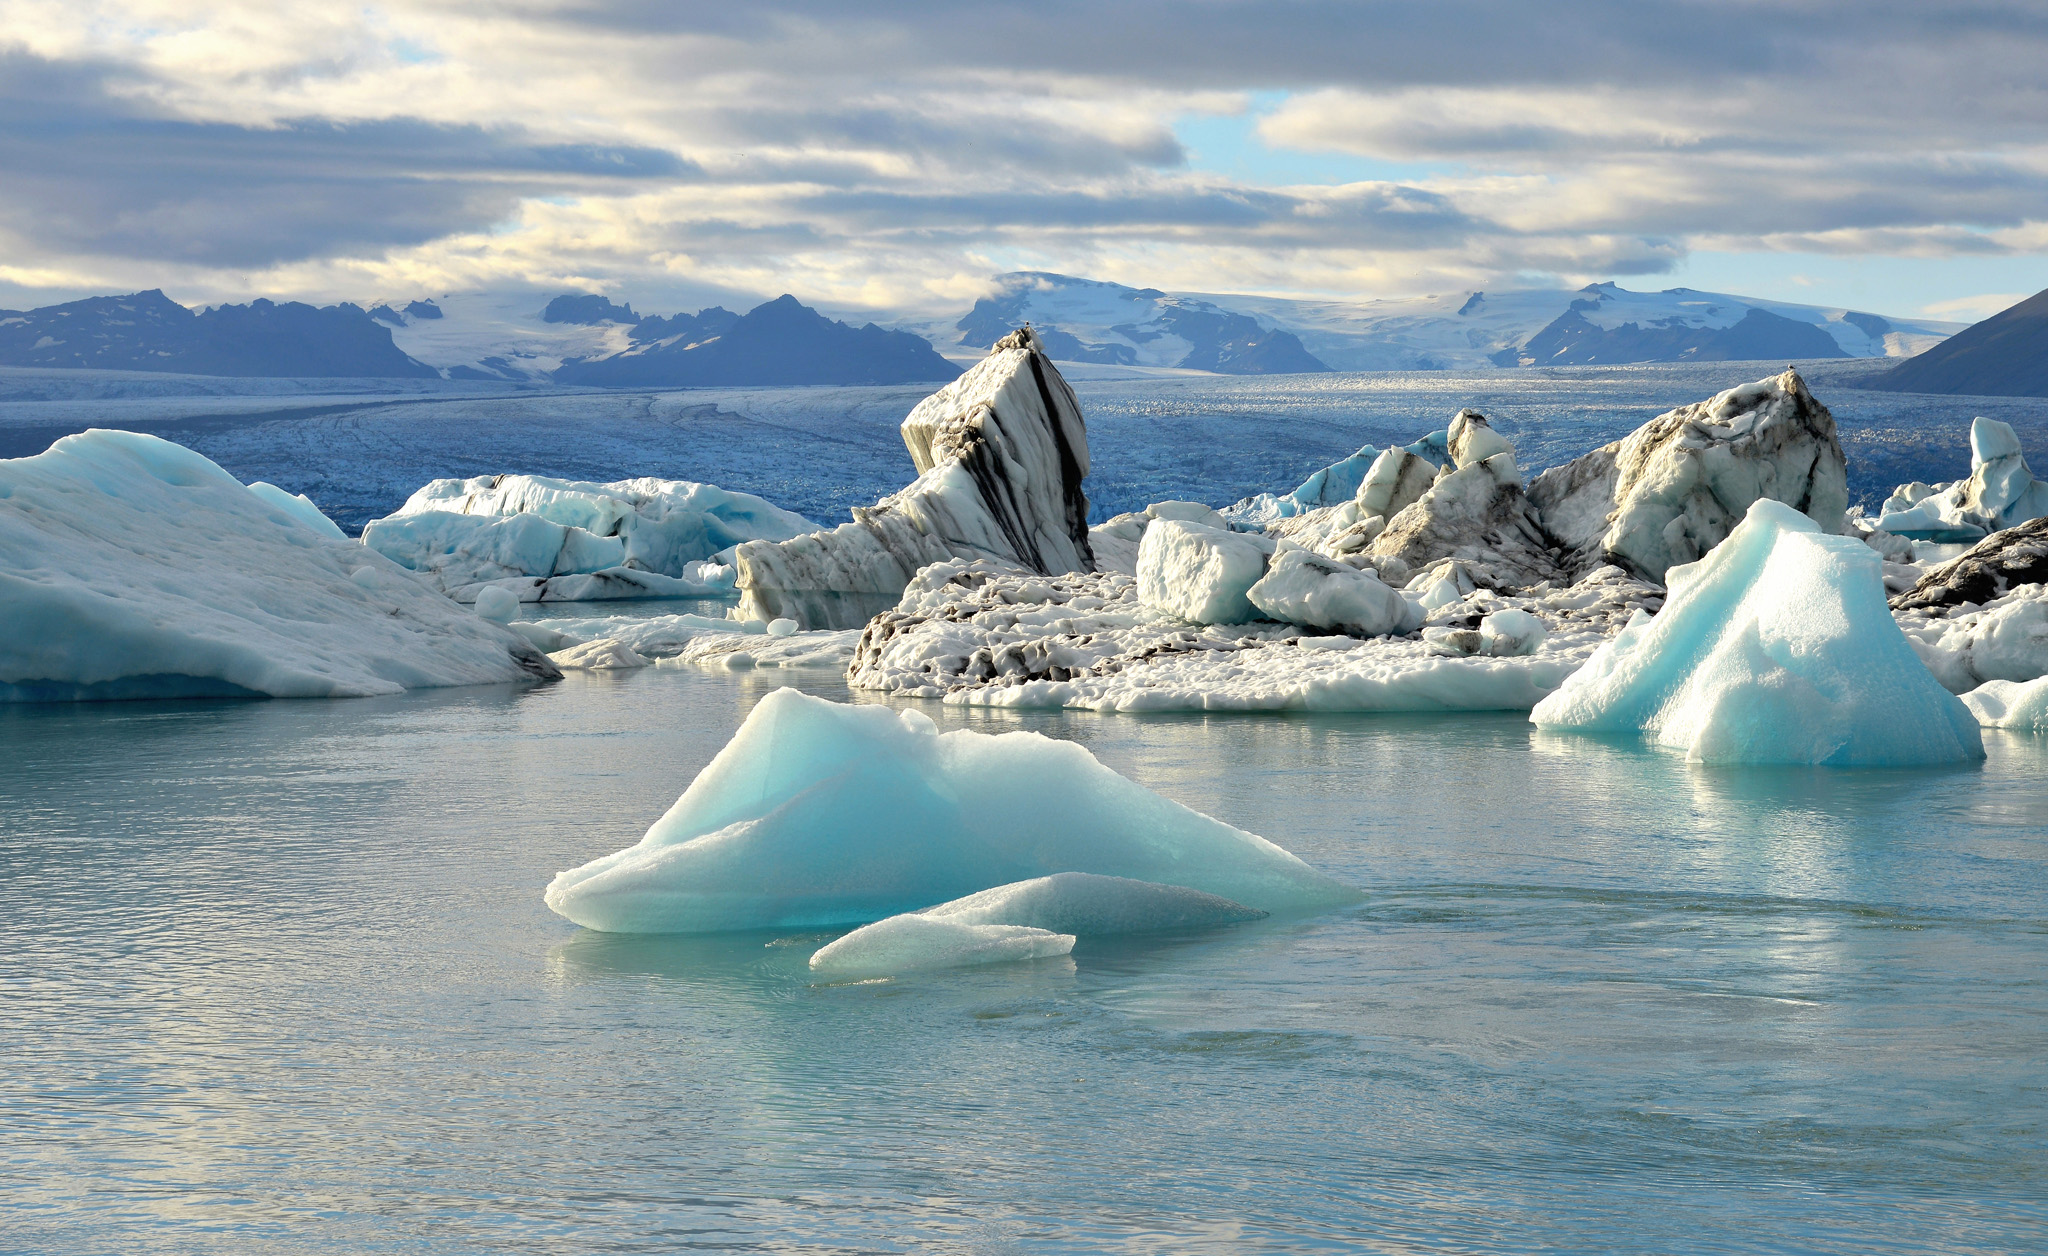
[938,273,1962,372]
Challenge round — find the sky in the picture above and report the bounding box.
[1,1,2045,323]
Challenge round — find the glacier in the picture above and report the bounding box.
[808,873,1266,980]
[543,687,1355,933]
[0,430,558,700]
[1531,500,1982,765]
[732,327,1094,628]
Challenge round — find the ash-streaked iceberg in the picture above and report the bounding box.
[364,472,810,601]
[543,687,1354,933]
[732,327,1095,628]
[1529,369,1849,582]
[0,430,558,700]
[808,873,1266,979]
[1532,499,1982,765]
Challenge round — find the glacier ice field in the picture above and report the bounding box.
[4,360,2048,1251]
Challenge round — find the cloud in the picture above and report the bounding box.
[0,1,2043,314]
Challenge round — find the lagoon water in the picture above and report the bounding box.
[4,666,2045,1253]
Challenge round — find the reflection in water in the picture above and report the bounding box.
[3,665,2046,1253]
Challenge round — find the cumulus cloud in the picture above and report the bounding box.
[0,0,2042,313]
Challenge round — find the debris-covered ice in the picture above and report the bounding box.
[0,430,558,700]
[543,688,1354,933]
[1532,500,1983,765]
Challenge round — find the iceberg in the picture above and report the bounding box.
[0,431,558,700]
[543,688,1355,933]
[1895,583,2048,692]
[1892,515,2048,612]
[1959,678,2048,730]
[733,328,1095,628]
[808,873,1265,979]
[1876,419,2048,542]
[1528,369,1849,582]
[245,481,347,539]
[364,472,807,601]
[1532,499,1982,765]
[1245,546,1418,637]
[1136,518,1275,625]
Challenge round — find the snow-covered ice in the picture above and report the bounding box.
[0,430,558,700]
[1532,500,1982,765]
[1896,583,2048,693]
[733,328,1094,628]
[542,687,1354,933]
[808,873,1265,979]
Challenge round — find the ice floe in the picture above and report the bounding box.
[733,327,1094,628]
[0,430,558,700]
[1896,583,2048,693]
[808,873,1265,979]
[1532,500,1982,765]
[848,557,1661,712]
[363,471,802,601]
[543,687,1354,933]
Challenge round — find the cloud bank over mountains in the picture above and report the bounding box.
[1,1,2043,315]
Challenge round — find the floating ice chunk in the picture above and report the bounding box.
[1532,499,1982,765]
[0,431,557,701]
[548,637,650,670]
[1246,546,1417,636]
[766,617,799,637]
[809,873,1265,979]
[1959,677,2048,729]
[245,482,346,539]
[1447,409,1515,472]
[544,688,1355,933]
[1529,369,1848,581]
[1479,608,1547,657]
[1137,519,1275,625]
[1895,582,2048,692]
[474,585,520,623]
[734,328,1094,627]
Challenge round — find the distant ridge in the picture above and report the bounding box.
[554,294,959,387]
[1869,288,2048,398]
[0,291,436,378]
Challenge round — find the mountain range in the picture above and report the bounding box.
[935,273,1960,373]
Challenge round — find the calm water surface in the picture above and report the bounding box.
[3,668,2045,1253]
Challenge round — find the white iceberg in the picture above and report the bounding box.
[1136,518,1275,625]
[544,687,1355,933]
[364,471,807,601]
[1895,582,2048,692]
[733,328,1095,628]
[1532,499,1982,765]
[808,873,1265,979]
[1245,546,1418,637]
[1959,678,2048,730]
[0,430,558,700]
[1877,419,2048,542]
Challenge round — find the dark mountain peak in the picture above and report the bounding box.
[405,300,443,320]
[556,293,958,388]
[1871,288,2048,398]
[368,304,406,325]
[1457,292,1486,316]
[543,293,641,325]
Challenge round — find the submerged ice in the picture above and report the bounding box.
[808,873,1266,979]
[544,687,1354,933]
